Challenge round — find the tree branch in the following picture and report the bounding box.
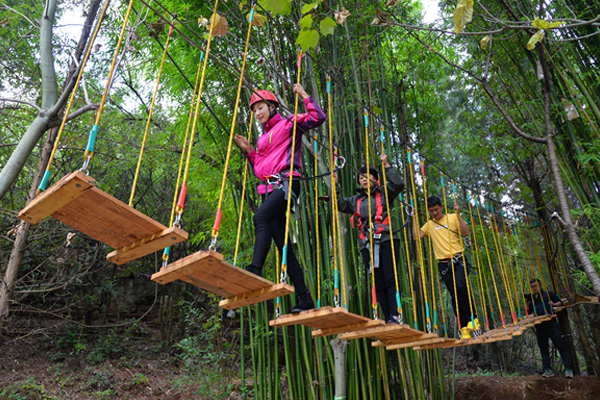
[0,98,42,112]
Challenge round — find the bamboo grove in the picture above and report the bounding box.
[1,0,599,398]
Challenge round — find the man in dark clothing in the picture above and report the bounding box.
[526,278,573,378]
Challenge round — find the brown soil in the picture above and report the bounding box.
[454,375,600,400]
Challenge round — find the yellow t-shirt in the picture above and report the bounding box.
[421,214,465,260]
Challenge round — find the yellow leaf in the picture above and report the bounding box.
[480,35,490,49]
[453,0,474,34]
[532,17,563,30]
[334,7,351,25]
[526,30,544,50]
[248,11,267,27]
[209,13,229,37]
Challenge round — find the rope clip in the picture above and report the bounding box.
[79,155,91,175]
[209,236,218,251]
[334,156,346,170]
[405,204,415,217]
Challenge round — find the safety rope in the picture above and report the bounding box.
[408,152,431,332]
[37,0,111,193]
[129,18,175,207]
[279,50,303,285]
[504,210,529,321]
[210,3,254,250]
[379,126,402,323]
[363,110,377,320]
[397,192,418,327]
[233,113,254,266]
[420,162,442,334]
[314,134,322,307]
[440,175,462,330]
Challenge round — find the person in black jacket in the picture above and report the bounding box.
[337,154,405,324]
[526,278,573,378]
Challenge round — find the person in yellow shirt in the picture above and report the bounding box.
[417,196,478,339]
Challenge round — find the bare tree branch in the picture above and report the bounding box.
[0,98,42,112]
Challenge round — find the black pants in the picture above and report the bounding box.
[251,181,308,296]
[438,257,476,328]
[535,320,572,371]
[360,240,401,322]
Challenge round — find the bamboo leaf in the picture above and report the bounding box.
[209,13,229,37]
[296,28,320,51]
[453,0,474,34]
[320,17,337,36]
[248,12,267,27]
[299,14,313,30]
[480,35,490,49]
[258,0,292,16]
[334,7,351,25]
[532,17,563,30]
[302,1,320,14]
[526,30,544,50]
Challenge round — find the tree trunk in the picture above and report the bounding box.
[330,337,347,399]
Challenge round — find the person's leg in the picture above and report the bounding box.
[536,324,552,373]
[549,322,573,371]
[378,241,401,322]
[440,262,459,322]
[250,189,287,271]
[453,262,473,328]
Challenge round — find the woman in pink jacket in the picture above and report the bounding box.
[234,84,326,313]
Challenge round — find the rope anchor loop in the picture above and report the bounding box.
[173,212,182,229]
[405,204,415,217]
[334,155,346,170]
[209,235,218,251]
[79,155,91,175]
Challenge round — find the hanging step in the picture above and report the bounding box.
[151,250,294,310]
[338,323,438,345]
[575,293,599,304]
[269,306,383,334]
[373,334,456,350]
[18,171,188,265]
[413,333,513,350]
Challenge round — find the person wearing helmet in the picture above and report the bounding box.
[234,83,326,313]
[335,154,405,324]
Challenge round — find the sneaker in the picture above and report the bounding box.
[245,265,262,276]
[290,294,315,314]
[542,369,554,378]
[460,327,471,339]
[387,315,401,325]
[565,369,573,379]
[467,318,480,331]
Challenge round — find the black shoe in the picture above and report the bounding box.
[290,294,315,314]
[245,265,262,276]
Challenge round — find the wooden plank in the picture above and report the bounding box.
[18,171,95,225]
[269,307,380,330]
[575,294,599,304]
[151,251,288,307]
[386,337,449,350]
[106,226,188,265]
[339,324,430,341]
[372,333,433,347]
[312,319,384,338]
[219,283,294,310]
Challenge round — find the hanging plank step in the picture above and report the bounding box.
[269,306,384,333]
[151,250,293,309]
[18,171,188,264]
[413,334,513,350]
[338,323,436,342]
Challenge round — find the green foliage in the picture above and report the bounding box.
[0,377,59,400]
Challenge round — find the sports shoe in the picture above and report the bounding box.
[565,369,573,379]
[245,265,262,276]
[542,369,554,378]
[460,327,471,339]
[387,315,401,325]
[290,293,315,314]
[467,318,480,331]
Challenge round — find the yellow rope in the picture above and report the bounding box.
[233,113,254,266]
[280,50,303,280]
[408,153,431,331]
[379,127,402,319]
[210,4,254,244]
[326,77,346,307]
[440,177,462,329]
[168,46,206,227]
[314,135,321,304]
[504,211,528,320]
[474,201,506,328]
[397,189,418,327]
[129,20,176,206]
[39,0,110,192]
[466,194,489,330]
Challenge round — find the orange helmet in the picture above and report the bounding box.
[250,90,279,110]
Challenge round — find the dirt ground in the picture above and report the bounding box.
[1,315,599,399]
[453,375,600,400]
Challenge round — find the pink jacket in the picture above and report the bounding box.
[246,96,326,194]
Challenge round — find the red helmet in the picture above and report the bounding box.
[250,90,279,110]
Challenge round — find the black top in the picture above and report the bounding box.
[526,289,560,316]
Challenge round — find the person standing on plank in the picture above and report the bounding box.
[336,154,404,324]
[416,196,478,339]
[234,84,326,313]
